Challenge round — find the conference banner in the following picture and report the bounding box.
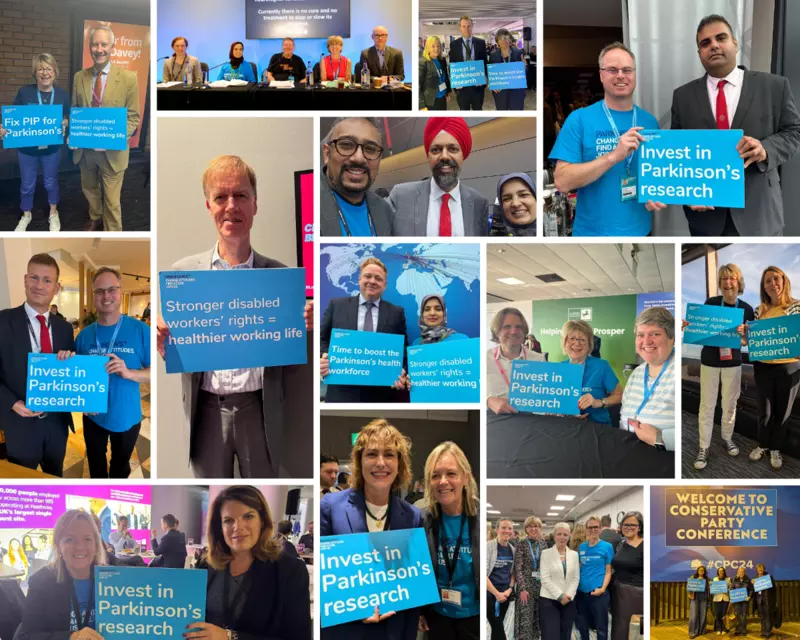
[296,170,314,297]
[82,20,150,148]
[637,129,745,208]
[407,337,480,403]
[160,268,307,373]
[507,361,582,415]
[487,61,527,90]
[683,303,744,349]
[26,353,109,413]
[95,566,206,638]
[637,292,676,317]
[449,61,486,88]
[325,329,404,387]
[729,588,748,603]
[69,108,128,151]
[1,105,64,149]
[687,578,706,592]
[710,580,729,595]
[753,575,773,592]
[319,528,439,628]
[746,315,800,361]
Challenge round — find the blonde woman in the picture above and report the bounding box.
[539,522,580,640]
[320,35,352,82]
[419,36,450,110]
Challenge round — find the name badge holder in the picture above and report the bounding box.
[436,511,467,608]
[602,101,637,202]
[719,299,741,361]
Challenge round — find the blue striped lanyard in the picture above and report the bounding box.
[96,316,122,356]
[636,348,674,416]
[602,101,636,176]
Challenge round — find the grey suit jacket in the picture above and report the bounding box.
[171,247,312,478]
[670,68,800,236]
[387,178,489,236]
[319,172,393,236]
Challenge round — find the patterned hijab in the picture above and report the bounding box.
[418,294,457,344]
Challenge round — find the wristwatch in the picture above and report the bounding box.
[654,430,666,451]
[227,631,239,640]
[600,398,608,408]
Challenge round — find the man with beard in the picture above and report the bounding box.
[320,117,393,236]
[388,117,489,236]
[670,14,800,236]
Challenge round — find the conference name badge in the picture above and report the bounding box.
[439,82,447,92]
[719,347,732,361]
[441,588,462,606]
[531,570,541,579]
[621,176,637,202]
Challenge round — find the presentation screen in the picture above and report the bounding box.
[245,0,351,39]
[295,170,314,299]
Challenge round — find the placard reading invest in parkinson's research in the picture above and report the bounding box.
[95,565,207,639]
[637,129,745,208]
[160,268,307,373]
[26,353,109,413]
[325,329,404,387]
[449,61,486,89]
[507,360,582,415]
[747,315,800,361]
[319,528,439,627]
[407,337,480,403]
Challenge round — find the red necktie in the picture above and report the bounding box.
[36,315,52,353]
[715,79,729,129]
[439,193,452,236]
[92,72,103,107]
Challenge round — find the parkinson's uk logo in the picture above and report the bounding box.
[164,273,196,288]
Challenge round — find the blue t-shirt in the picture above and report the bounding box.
[432,59,447,98]
[434,513,479,618]
[411,332,468,346]
[75,315,150,432]
[217,61,257,82]
[549,100,659,236]
[578,539,614,592]
[69,578,95,631]
[333,192,374,237]
[489,543,514,592]
[579,356,619,424]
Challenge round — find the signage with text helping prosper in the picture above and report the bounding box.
[506,360,582,415]
[325,329,404,387]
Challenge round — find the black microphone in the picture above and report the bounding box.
[157,55,170,61]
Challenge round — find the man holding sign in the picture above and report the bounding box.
[670,14,800,236]
[448,16,488,111]
[72,26,140,232]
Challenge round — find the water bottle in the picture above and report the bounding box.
[361,65,370,89]
[183,64,190,86]
[262,69,269,84]
[288,73,295,86]
[306,61,313,88]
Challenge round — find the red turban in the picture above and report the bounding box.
[423,117,472,159]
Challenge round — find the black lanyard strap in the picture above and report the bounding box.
[68,567,94,630]
[334,193,377,237]
[435,510,467,588]
[26,314,50,352]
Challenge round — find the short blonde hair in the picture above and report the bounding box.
[327,35,344,52]
[718,263,744,295]
[523,515,543,531]
[423,441,479,518]
[51,509,106,582]
[350,419,413,492]
[490,307,529,341]
[202,155,257,199]
[359,257,388,276]
[561,320,595,355]
[32,53,59,80]
[423,36,442,61]
[586,515,602,527]
[553,521,571,535]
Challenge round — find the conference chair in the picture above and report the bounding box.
[200,61,209,82]
[249,61,258,81]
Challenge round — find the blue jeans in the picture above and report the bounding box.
[18,149,61,212]
[576,590,610,640]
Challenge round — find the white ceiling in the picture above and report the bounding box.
[543,0,623,27]
[487,243,674,302]
[420,18,525,37]
[420,0,537,21]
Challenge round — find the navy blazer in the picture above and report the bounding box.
[151,528,188,568]
[320,489,423,640]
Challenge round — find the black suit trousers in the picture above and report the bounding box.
[7,413,67,476]
[457,86,485,110]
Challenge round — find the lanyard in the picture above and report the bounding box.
[37,89,54,105]
[222,564,253,629]
[69,570,94,631]
[436,511,467,588]
[636,348,674,417]
[173,57,187,80]
[331,57,341,80]
[527,538,539,571]
[602,101,636,175]
[25,314,49,353]
[95,316,123,356]
[433,60,444,83]
[493,345,527,387]
[335,195,377,237]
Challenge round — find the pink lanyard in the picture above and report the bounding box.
[494,345,527,387]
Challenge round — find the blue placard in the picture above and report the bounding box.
[710,580,729,595]
[729,587,748,603]
[753,575,773,592]
[1,105,64,148]
[449,60,486,88]
[325,329,404,387]
[407,337,480,403]
[95,565,207,639]
[684,303,744,349]
[747,315,800,362]
[319,528,439,628]
[69,107,127,151]
[687,578,706,593]
[160,268,307,374]
[26,353,109,413]
[487,62,527,90]
[506,360,583,415]
[637,129,745,207]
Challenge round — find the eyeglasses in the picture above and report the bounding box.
[587,525,601,531]
[567,337,588,345]
[373,34,389,39]
[600,67,636,76]
[93,285,121,297]
[621,523,639,529]
[329,138,383,160]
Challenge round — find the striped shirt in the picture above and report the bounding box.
[619,356,675,451]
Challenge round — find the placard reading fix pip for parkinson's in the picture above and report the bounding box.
[746,314,800,361]
[26,353,109,413]
[407,337,480,403]
[69,107,127,151]
[753,575,773,592]
[684,303,744,350]
[160,268,307,373]
[487,62,527,90]
[1,105,64,149]
[325,329,404,387]
[95,565,207,639]
[245,0,350,39]
[319,528,439,628]
[637,129,745,208]
[449,61,486,89]
[507,360,582,415]
[686,578,706,592]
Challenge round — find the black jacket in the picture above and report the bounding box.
[17,565,84,640]
[151,528,188,568]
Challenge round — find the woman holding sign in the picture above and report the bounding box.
[419,36,451,111]
[539,522,580,640]
[488,29,526,111]
[412,295,468,346]
[711,567,732,634]
[18,509,107,640]
[753,564,778,638]
[514,516,545,640]
[688,565,710,638]
[320,419,423,639]
[740,266,800,470]
[731,567,753,636]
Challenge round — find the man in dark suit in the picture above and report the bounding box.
[156,155,313,479]
[448,15,488,111]
[320,257,408,402]
[359,25,405,82]
[151,514,188,568]
[276,520,300,559]
[298,521,313,552]
[0,253,75,476]
[670,14,800,236]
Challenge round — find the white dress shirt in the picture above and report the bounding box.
[706,65,744,122]
[200,244,264,394]
[91,60,112,102]
[24,302,53,353]
[356,294,381,332]
[427,178,465,237]
[486,345,545,398]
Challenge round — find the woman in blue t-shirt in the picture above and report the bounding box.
[412,294,468,346]
[217,41,257,82]
[561,320,622,424]
[419,441,480,638]
[487,518,516,640]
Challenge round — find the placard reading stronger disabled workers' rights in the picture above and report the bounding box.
[26,353,109,413]
[684,303,744,350]
[507,360,582,415]
[747,314,800,362]
[160,268,307,373]
[449,60,486,88]
[325,329,404,387]
[1,105,64,149]
[69,107,128,151]
[407,337,480,403]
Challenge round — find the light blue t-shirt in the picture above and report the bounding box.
[549,100,659,236]
[75,315,150,432]
[434,513,479,618]
[580,356,619,424]
[333,192,374,237]
[578,539,614,592]
[217,61,257,82]
[432,59,447,98]
[69,577,95,631]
